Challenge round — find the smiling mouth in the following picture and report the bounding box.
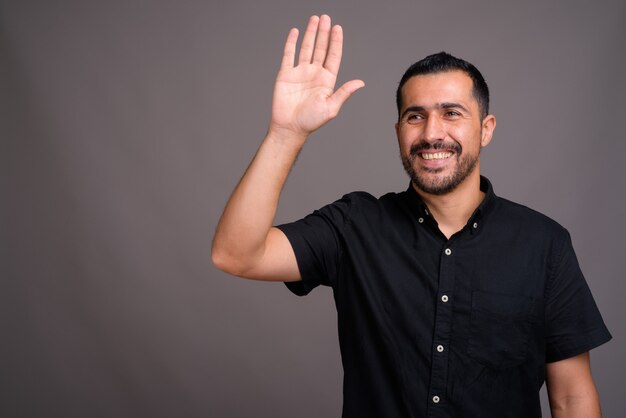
[420,152,454,160]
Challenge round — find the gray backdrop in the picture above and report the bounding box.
[3,0,624,417]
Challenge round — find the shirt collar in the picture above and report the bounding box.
[471,175,497,223]
[404,175,497,230]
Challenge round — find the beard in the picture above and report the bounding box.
[401,140,479,195]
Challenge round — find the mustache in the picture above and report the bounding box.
[410,141,461,156]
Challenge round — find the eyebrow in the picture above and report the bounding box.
[400,102,470,120]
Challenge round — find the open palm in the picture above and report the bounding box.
[270,15,364,137]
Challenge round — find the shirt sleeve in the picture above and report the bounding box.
[275,194,353,296]
[544,229,612,362]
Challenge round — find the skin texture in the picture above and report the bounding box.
[211,14,603,417]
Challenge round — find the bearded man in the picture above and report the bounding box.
[212,15,611,418]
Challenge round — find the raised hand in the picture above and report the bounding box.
[269,15,365,139]
[212,15,364,281]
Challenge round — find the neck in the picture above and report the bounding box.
[414,170,484,239]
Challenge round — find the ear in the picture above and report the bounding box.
[480,114,496,147]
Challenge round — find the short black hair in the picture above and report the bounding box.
[396,52,490,120]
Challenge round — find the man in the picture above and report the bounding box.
[212,15,611,418]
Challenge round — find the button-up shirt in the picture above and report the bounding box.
[277,176,611,418]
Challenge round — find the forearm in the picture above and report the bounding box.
[547,352,602,418]
[211,129,305,275]
[550,392,601,418]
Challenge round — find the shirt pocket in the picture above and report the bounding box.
[467,290,536,369]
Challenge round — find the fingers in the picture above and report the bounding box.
[312,15,331,64]
[324,24,343,75]
[291,15,345,74]
[298,15,319,65]
[328,79,365,116]
[280,27,299,69]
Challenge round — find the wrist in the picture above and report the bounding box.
[266,126,309,148]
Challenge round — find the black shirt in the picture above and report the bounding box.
[277,177,611,418]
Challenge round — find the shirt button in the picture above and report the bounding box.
[433,395,440,404]
[418,217,424,223]
[444,248,452,255]
[437,345,444,353]
[441,295,449,303]
[473,222,478,228]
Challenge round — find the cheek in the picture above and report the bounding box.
[445,124,466,140]
[449,125,482,149]
[396,129,414,150]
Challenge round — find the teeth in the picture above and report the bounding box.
[421,152,453,160]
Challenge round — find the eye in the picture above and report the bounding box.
[405,113,423,124]
[445,110,461,117]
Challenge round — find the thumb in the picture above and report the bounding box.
[328,79,365,117]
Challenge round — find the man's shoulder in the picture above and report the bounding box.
[336,189,407,206]
[325,189,411,224]
[494,195,569,238]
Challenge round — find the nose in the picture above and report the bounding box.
[423,115,445,142]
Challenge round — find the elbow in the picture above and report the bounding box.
[210,244,250,277]
[211,245,235,275]
[210,247,225,271]
[211,231,265,277]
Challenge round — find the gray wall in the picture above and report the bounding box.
[3,0,624,417]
